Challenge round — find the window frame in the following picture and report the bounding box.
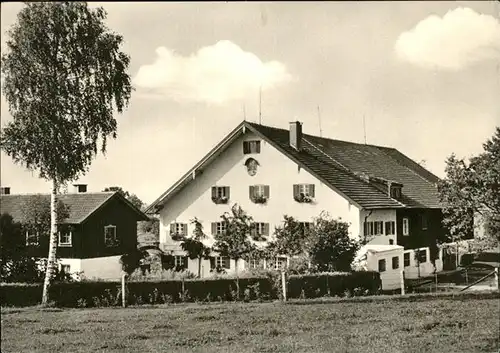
[243,140,261,154]
[417,249,427,263]
[104,225,118,247]
[392,256,399,270]
[364,221,384,236]
[214,256,230,269]
[421,214,428,230]
[378,259,386,272]
[390,186,402,199]
[403,252,411,267]
[402,218,410,236]
[253,222,269,236]
[248,258,264,270]
[174,255,188,269]
[60,264,71,273]
[385,221,395,235]
[25,231,40,246]
[211,186,230,204]
[170,222,188,237]
[274,256,288,270]
[212,222,227,235]
[58,230,72,247]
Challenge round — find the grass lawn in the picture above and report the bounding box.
[1,295,499,353]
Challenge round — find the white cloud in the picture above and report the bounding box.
[133,40,293,104]
[395,7,500,70]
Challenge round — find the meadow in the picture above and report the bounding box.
[1,293,499,353]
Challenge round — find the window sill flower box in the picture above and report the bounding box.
[294,193,314,203]
[170,233,185,241]
[212,196,229,204]
[251,195,268,204]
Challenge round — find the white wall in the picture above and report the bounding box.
[80,256,122,280]
[158,131,361,276]
[360,209,397,246]
[403,247,443,279]
[366,249,403,291]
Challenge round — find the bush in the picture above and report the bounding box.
[287,272,381,299]
[0,271,381,307]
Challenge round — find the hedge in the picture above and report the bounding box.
[0,271,381,307]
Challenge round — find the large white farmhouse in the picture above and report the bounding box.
[146,121,446,278]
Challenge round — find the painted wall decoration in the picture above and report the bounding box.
[245,158,260,176]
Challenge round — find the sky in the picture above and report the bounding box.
[1,1,499,205]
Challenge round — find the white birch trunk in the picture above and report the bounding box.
[42,179,58,305]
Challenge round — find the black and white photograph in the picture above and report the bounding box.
[0,1,499,352]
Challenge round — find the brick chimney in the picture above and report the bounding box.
[0,187,11,195]
[73,184,87,193]
[289,121,303,151]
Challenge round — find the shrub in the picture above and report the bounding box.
[0,271,381,307]
[286,272,381,299]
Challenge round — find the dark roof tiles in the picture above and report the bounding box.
[246,122,441,209]
[1,192,115,224]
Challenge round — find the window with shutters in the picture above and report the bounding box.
[211,256,230,270]
[378,259,386,272]
[248,258,264,270]
[402,218,410,236]
[249,185,270,204]
[211,222,227,235]
[385,221,395,235]
[211,186,230,204]
[251,222,269,239]
[364,221,384,236]
[293,184,315,203]
[392,256,399,269]
[403,252,411,267]
[299,222,313,236]
[243,140,261,154]
[26,231,39,246]
[104,225,118,247]
[170,223,188,241]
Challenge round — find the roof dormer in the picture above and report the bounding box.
[388,182,403,200]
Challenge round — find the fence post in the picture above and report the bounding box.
[400,270,405,295]
[495,268,499,290]
[121,273,127,308]
[435,272,438,292]
[281,271,287,302]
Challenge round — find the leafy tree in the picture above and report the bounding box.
[268,215,310,258]
[0,213,33,281]
[1,2,132,304]
[21,195,71,244]
[308,212,359,272]
[179,218,211,278]
[438,127,500,251]
[214,204,259,298]
[119,248,148,276]
[102,186,144,210]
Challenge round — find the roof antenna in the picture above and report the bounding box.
[363,114,367,144]
[258,85,262,125]
[317,105,323,137]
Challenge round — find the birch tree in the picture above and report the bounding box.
[0,2,132,304]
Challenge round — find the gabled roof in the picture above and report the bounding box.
[0,191,149,224]
[146,121,442,213]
